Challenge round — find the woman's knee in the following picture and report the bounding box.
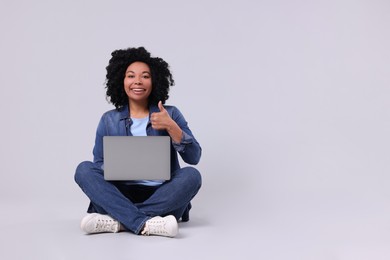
[180,166,202,188]
[74,161,95,184]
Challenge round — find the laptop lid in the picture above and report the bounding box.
[103,136,171,181]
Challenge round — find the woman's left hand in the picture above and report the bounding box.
[151,101,173,130]
[151,101,183,143]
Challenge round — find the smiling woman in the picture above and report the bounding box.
[105,47,173,109]
[74,47,202,238]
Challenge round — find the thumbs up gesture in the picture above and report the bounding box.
[151,101,183,143]
[151,101,173,131]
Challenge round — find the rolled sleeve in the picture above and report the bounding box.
[172,131,193,153]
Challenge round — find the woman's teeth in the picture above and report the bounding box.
[132,88,145,93]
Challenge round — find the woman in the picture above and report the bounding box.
[74,47,202,238]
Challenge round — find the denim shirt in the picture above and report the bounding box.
[92,104,202,173]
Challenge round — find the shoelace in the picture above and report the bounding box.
[95,218,117,232]
[143,219,167,235]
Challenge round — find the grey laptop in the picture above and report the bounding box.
[103,136,171,181]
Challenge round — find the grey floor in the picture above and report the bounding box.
[2,183,390,260]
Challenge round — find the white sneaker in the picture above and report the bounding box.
[80,213,120,234]
[141,215,178,237]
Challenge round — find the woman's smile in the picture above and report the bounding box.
[130,87,147,94]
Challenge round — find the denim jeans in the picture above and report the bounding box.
[74,161,202,234]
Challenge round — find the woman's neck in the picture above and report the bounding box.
[129,101,149,119]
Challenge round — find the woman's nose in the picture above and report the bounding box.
[135,78,142,85]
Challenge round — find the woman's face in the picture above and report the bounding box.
[123,61,152,103]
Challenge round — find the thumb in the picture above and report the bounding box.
[158,101,166,112]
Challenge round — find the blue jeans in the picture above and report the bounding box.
[74,161,202,234]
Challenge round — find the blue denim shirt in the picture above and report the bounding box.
[92,104,202,173]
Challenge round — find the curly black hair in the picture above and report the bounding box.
[105,47,174,109]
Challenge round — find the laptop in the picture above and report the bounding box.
[103,136,171,181]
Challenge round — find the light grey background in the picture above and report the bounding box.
[1,0,390,259]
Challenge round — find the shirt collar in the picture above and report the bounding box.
[119,104,160,121]
[119,105,130,121]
